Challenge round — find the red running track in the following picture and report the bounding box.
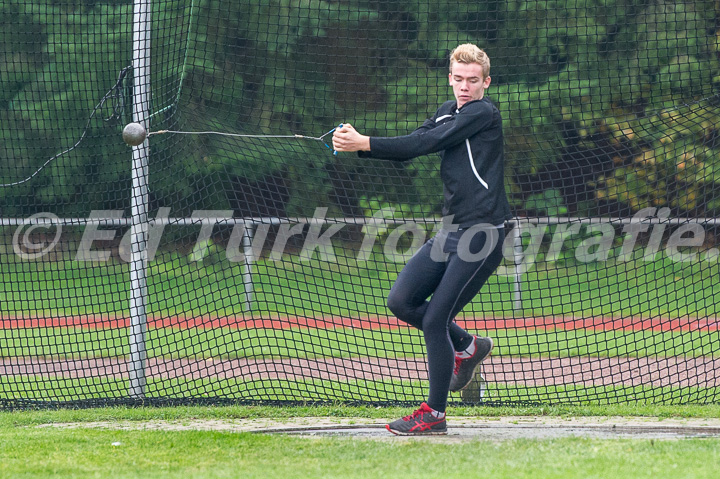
[1,315,718,332]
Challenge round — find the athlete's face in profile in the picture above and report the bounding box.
[449,62,491,108]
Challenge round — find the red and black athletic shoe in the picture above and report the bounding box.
[449,336,493,392]
[386,403,448,435]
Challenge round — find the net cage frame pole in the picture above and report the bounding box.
[511,220,524,311]
[129,0,152,399]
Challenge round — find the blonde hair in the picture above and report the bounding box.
[449,44,490,79]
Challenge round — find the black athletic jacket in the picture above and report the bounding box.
[359,97,512,227]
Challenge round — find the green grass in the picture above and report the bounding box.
[1,249,718,319]
[1,326,718,359]
[4,428,720,479]
[2,405,720,479]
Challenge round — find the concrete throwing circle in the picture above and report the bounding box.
[264,423,720,441]
[36,416,720,441]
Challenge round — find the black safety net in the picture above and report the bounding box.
[1,0,719,408]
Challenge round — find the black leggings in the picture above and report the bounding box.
[387,225,505,412]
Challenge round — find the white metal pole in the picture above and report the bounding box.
[242,224,255,311]
[129,0,151,398]
[512,221,523,311]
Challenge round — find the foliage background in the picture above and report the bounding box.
[1,0,719,220]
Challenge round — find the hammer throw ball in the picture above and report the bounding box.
[122,122,148,146]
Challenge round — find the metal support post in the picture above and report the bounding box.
[129,0,151,398]
[512,221,524,311]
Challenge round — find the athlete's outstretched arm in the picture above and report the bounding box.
[333,100,496,161]
[332,117,436,154]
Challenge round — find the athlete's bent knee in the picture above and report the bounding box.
[386,288,409,320]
